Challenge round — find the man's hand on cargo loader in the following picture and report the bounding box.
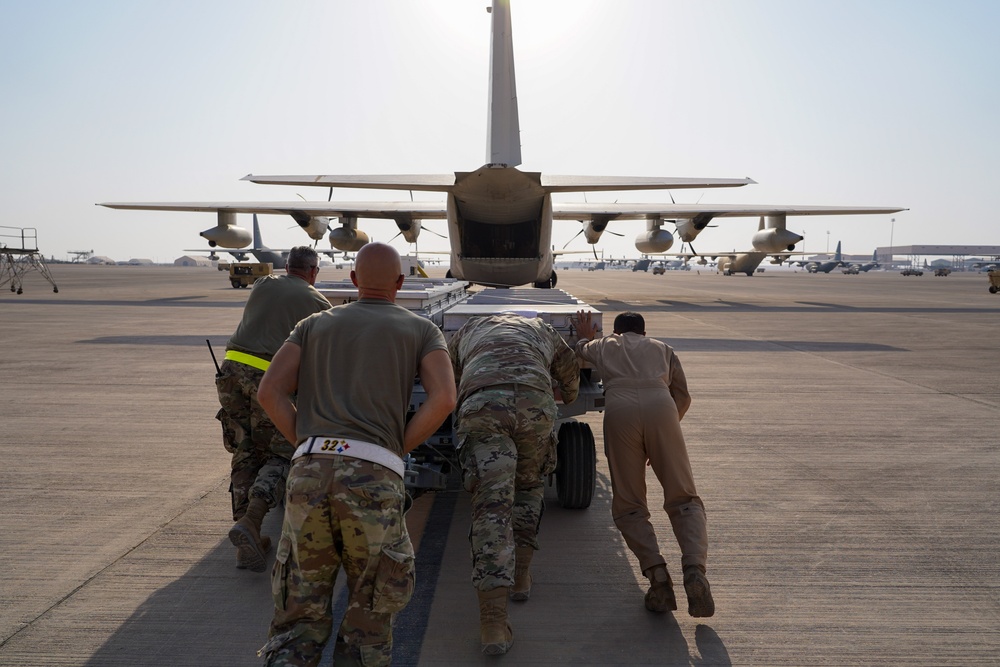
[574,310,600,341]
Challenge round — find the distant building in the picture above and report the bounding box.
[174,255,213,267]
[86,256,116,265]
[125,258,154,266]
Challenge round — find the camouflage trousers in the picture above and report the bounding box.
[215,359,293,519]
[260,455,414,667]
[456,386,558,591]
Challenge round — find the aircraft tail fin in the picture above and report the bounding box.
[486,0,521,167]
[835,240,842,262]
[252,214,263,249]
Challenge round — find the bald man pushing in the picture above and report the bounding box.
[257,243,456,666]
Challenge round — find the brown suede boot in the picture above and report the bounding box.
[683,564,715,617]
[229,497,269,573]
[644,564,677,613]
[477,587,514,655]
[510,546,534,601]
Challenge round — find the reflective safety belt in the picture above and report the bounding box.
[224,350,270,371]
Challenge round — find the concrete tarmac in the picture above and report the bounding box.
[1,264,998,666]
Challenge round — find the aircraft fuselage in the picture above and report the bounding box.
[446,166,553,286]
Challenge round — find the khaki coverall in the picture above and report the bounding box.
[576,332,708,573]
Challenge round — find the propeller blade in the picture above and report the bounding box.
[562,228,584,249]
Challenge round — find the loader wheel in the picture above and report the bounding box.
[555,421,596,509]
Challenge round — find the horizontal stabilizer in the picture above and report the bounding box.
[542,176,756,192]
[241,174,455,192]
[552,203,907,221]
[99,201,448,219]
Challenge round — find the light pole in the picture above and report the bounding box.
[889,218,895,269]
[826,230,830,254]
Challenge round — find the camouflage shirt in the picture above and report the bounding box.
[448,314,580,405]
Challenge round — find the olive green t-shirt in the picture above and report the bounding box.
[287,298,448,456]
[226,274,331,359]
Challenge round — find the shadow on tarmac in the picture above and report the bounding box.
[599,298,999,315]
[654,337,906,353]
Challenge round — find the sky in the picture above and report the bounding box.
[2,0,998,263]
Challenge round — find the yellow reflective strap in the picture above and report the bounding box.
[224,350,270,372]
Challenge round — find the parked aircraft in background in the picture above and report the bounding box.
[844,250,881,273]
[186,215,354,269]
[970,257,1000,272]
[793,241,844,273]
[100,0,904,288]
[848,250,881,272]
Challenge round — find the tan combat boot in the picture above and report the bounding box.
[644,564,677,613]
[477,587,514,655]
[510,546,534,601]
[683,564,715,617]
[237,536,272,570]
[229,496,269,572]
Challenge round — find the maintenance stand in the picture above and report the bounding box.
[0,226,59,294]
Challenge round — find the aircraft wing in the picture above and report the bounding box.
[551,203,907,220]
[99,201,448,219]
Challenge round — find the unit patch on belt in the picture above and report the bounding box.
[319,438,351,454]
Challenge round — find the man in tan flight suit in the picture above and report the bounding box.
[218,246,331,572]
[574,310,714,617]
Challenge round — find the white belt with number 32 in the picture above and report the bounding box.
[292,436,404,479]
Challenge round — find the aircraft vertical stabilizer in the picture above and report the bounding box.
[252,214,263,249]
[486,0,521,167]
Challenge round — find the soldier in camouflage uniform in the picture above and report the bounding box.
[257,243,456,666]
[448,312,580,655]
[217,247,330,573]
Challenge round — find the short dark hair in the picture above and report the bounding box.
[287,246,319,270]
[613,311,645,335]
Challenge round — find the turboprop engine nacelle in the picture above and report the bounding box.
[674,219,701,244]
[200,211,251,248]
[298,216,330,242]
[396,219,422,244]
[329,227,370,252]
[583,219,610,244]
[635,229,675,254]
[752,227,804,252]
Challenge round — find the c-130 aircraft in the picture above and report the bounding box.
[101,0,904,288]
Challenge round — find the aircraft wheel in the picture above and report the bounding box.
[555,421,596,509]
[533,271,557,289]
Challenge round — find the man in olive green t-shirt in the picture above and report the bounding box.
[219,246,330,573]
[257,243,455,667]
